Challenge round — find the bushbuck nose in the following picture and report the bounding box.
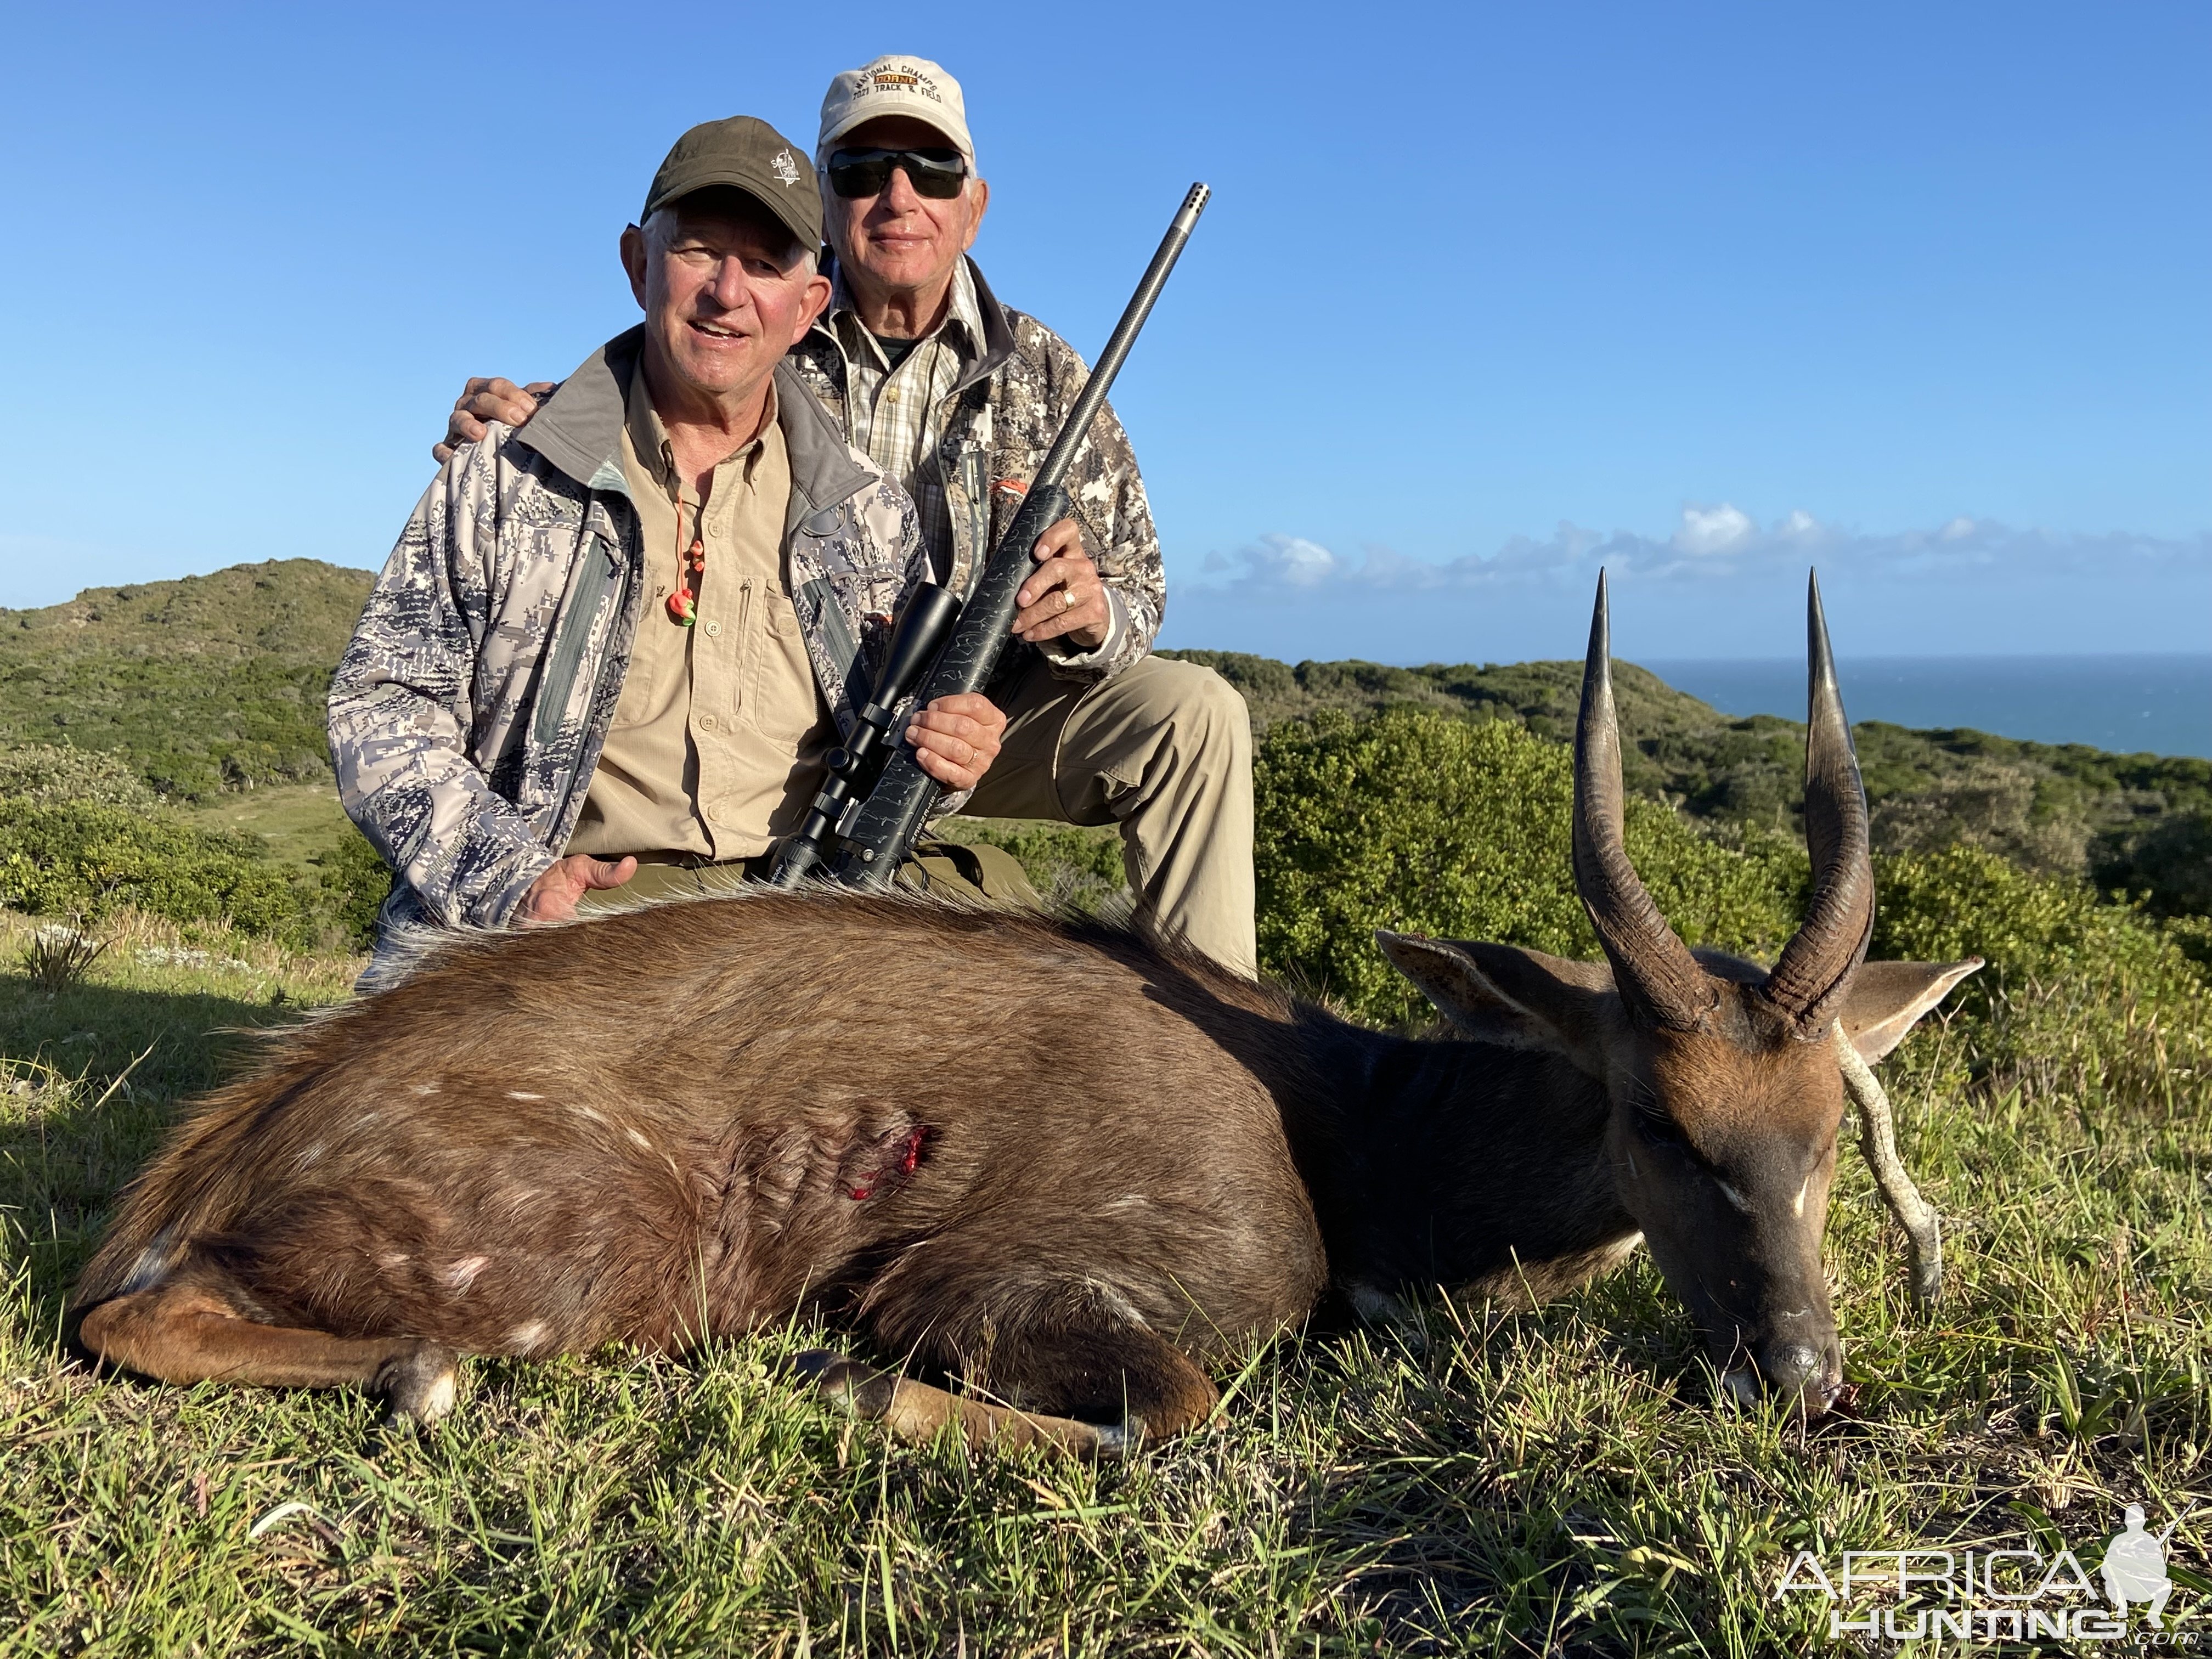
[1757,1339,1841,1412]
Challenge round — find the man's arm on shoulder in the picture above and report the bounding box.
[329,433,557,928]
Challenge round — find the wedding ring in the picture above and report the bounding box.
[1061,588,1078,611]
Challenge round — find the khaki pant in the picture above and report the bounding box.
[961,654,1256,978]
[573,841,1039,909]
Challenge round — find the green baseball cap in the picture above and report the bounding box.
[641,116,822,253]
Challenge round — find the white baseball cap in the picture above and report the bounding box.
[817,55,976,171]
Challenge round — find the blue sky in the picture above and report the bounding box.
[0,2,2204,661]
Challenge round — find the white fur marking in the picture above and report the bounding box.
[379,1251,412,1269]
[442,1255,488,1290]
[506,1321,548,1352]
[506,1091,544,1101]
[1085,1278,1149,1329]
[120,1232,177,1295]
[1792,1176,1809,1218]
[1716,1180,1753,1215]
[626,1127,653,1153]
[410,1082,440,1096]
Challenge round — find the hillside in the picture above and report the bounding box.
[0,562,2203,919]
[1164,649,2212,916]
[0,560,373,799]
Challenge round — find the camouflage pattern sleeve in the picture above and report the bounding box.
[849,458,975,819]
[328,436,558,929]
[1018,320,1166,683]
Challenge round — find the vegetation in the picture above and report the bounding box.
[4,808,2208,1650]
[1169,648,2212,922]
[0,560,371,800]
[1252,709,1799,1025]
[0,746,388,951]
[1,562,2208,1649]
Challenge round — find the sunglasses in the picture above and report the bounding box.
[825,146,968,200]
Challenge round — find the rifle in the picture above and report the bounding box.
[771,182,1211,889]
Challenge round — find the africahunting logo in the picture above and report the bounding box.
[1775,1505,2192,1645]
[769,149,800,187]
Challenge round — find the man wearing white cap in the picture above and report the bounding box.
[439,57,1256,977]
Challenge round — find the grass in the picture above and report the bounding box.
[184,785,357,874]
[2,907,2208,1655]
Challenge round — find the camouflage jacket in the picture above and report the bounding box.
[329,328,927,935]
[788,257,1165,684]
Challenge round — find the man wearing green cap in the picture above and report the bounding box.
[437,57,1256,977]
[332,116,1008,986]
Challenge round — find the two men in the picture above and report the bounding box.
[334,116,1006,983]
[348,57,1252,977]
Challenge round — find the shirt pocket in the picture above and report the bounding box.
[749,583,825,743]
[607,601,689,732]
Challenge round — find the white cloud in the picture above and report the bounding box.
[1203,533,1342,585]
[1181,510,2211,599]
[1674,503,1757,556]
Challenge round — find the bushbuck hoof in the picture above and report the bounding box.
[797,1350,898,1417]
[375,1342,460,1427]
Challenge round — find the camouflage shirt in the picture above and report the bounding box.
[790,256,1166,684]
[329,328,928,936]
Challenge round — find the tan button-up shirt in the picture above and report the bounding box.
[566,364,836,862]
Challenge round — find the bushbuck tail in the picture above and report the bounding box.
[74,572,1976,1450]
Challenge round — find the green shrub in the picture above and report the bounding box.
[0,800,306,936]
[2095,808,2212,921]
[939,817,1126,913]
[309,827,394,948]
[0,743,160,811]
[1870,844,2212,1110]
[1254,708,1798,1025]
[1874,844,2207,1008]
[0,800,390,949]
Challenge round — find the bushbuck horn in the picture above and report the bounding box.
[1759,572,1875,1036]
[1572,570,1715,1030]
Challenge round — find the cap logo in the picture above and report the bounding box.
[770,148,801,186]
[870,71,919,87]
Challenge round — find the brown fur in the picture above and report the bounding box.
[74,889,1971,1447]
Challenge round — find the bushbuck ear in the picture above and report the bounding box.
[1375,933,1611,1064]
[1841,959,1984,1061]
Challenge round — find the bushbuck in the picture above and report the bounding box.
[73,573,1977,1452]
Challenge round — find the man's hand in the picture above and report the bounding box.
[433,377,554,465]
[904,692,1006,792]
[516,853,636,924]
[1013,517,1110,651]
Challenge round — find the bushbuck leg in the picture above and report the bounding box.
[78,1271,460,1425]
[805,1319,1220,1457]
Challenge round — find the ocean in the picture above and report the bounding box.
[1641,655,2212,761]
